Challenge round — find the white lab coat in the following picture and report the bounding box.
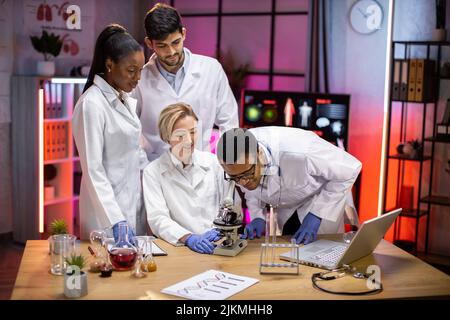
[72,75,149,240]
[243,127,362,234]
[143,150,227,246]
[133,48,239,161]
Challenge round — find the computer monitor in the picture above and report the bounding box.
[241,90,351,149]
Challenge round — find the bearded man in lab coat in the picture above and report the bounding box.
[134,3,239,161]
[216,127,362,245]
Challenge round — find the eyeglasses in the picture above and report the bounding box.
[224,164,256,184]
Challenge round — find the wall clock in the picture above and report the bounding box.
[349,0,384,34]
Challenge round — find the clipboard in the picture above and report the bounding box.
[146,240,167,256]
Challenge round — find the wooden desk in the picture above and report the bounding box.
[11,237,450,300]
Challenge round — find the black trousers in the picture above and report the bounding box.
[282,212,301,236]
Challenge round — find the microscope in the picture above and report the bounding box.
[213,181,247,257]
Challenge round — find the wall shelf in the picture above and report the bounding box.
[392,41,450,46]
[424,136,450,143]
[44,117,71,123]
[382,41,449,255]
[391,100,438,104]
[44,196,73,206]
[44,157,72,165]
[387,207,429,218]
[388,154,432,161]
[400,209,429,218]
[12,76,85,243]
[420,195,450,207]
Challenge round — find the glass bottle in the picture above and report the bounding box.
[141,236,157,272]
[108,222,137,271]
[131,236,147,278]
[89,229,107,272]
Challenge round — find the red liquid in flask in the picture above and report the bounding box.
[109,248,137,271]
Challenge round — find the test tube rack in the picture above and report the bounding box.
[259,240,300,275]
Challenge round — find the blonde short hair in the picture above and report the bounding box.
[158,102,199,143]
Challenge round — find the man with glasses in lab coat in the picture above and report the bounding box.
[216,127,362,245]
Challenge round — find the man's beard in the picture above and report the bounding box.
[162,51,183,67]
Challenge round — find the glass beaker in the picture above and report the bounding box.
[49,234,76,275]
[89,229,108,272]
[141,236,157,272]
[108,222,137,271]
[131,236,147,278]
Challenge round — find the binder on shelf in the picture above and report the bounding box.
[58,123,63,159]
[436,123,450,136]
[415,59,436,102]
[51,83,57,118]
[442,99,450,124]
[51,123,57,159]
[56,83,62,118]
[44,123,51,160]
[44,82,51,119]
[392,60,401,100]
[400,60,409,101]
[407,59,417,101]
[60,123,67,158]
[55,123,61,159]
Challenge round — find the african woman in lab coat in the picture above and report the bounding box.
[72,24,148,240]
[143,103,227,254]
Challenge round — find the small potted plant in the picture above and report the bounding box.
[30,30,63,76]
[64,253,88,298]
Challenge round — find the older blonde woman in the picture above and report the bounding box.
[142,103,228,254]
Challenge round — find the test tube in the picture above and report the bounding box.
[265,208,270,245]
[265,208,270,266]
[270,206,275,264]
[291,237,297,265]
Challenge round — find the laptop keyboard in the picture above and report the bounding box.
[311,245,347,265]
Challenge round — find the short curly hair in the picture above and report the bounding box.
[158,103,198,144]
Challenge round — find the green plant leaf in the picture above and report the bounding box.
[29,30,63,60]
[65,253,87,270]
[50,219,69,235]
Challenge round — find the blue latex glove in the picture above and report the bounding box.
[112,221,136,245]
[185,234,216,254]
[241,218,265,240]
[203,229,222,242]
[293,212,322,245]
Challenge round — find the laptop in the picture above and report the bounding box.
[279,209,402,270]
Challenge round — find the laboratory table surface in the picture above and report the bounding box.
[11,236,450,300]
